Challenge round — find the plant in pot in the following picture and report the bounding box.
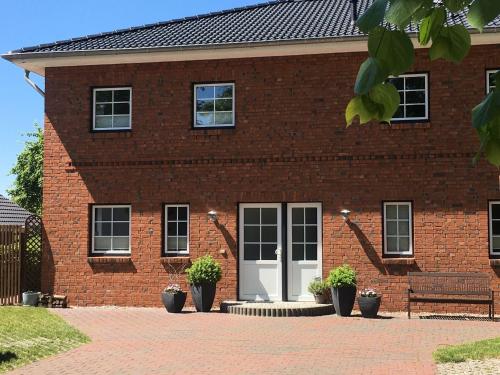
[307,277,329,304]
[22,291,40,306]
[326,264,357,317]
[161,284,187,313]
[186,255,222,312]
[358,288,382,318]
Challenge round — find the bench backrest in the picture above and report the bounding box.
[408,272,491,296]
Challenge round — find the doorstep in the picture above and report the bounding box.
[220,300,334,317]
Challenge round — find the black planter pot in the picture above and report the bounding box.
[331,286,357,317]
[161,291,187,313]
[358,296,381,318]
[190,283,217,312]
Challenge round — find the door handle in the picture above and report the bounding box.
[275,248,282,257]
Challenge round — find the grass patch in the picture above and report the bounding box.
[433,337,500,363]
[0,307,89,373]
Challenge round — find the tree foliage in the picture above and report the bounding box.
[348,0,500,166]
[8,124,43,215]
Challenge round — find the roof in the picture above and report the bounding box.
[0,195,32,226]
[7,0,500,56]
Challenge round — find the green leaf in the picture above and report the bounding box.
[368,27,414,76]
[368,83,401,123]
[356,0,389,33]
[468,0,500,32]
[429,25,471,63]
[485,138,500,167]
[354,57,387,95]
[419,7,446,46]
[444,0,471,13]
[346,95,380,126]
[412,0,434,22]
[472,89,500,130]
[385,0,422,28]
[475,116,500,166]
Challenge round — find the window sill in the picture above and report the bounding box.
[489,259,500,267]
[88,256,132,264]
[160,257,191,265]
[380,122,431,130]
[382,258,415,265]
[90,130,132,139]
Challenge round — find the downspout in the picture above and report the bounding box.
[24,70,45,97]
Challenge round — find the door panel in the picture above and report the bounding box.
[287,203,322,301]
[239,204,282,301]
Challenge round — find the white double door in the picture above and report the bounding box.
[239,203,322,301]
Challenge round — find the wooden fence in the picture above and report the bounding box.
[0,225,23,305]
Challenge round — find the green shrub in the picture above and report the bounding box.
[186,255,222,285]
[307,278,329,296]
[326,264,357,288]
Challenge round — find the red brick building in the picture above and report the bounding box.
[3,0,500,312]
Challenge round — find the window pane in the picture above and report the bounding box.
[95,208,112,221]
[292,208,304,224]
[196,100,214,112]
[385,205,397,220]
[196,113,214,126]
[214,112,233,125]
[167,207,177,221]
[305,244,317,261]
[261,244,276,260]
[196,86,214,99]
[492,204,500,219]
[95,116,112,129]
[114,90,130,102]
[389,77,404,90]
[244,244,259,260]
[215,85,233,98]
[113,237,129,251]
[261,208,277,224]
[244,208,260,224]
[492,221,500,235]
[113,115,131,128]
[261,226,277,242]
[399,236,410,252]
[178,207,188,220]
[492,236,500,251]
[398,204,410,219]
[406,105,426,118]
[114,103,130,115]
[292,244,304,261]
[96,103,112,115]
[95,222,111,236]
[305,226,317,242]
[244,226,259,242]
[167,237,177,251]
[113,222,129,236]
[113,207,130,221]
[215,99,232,111]
[386,237,398,252]
[393,106,404,119]
[398,221,409,235]
[95,91,112,102]
[405,77,425,90]
[386,221,397,236]
[94,237,112,251]
[167,222,177,236]
[305,208,317,224]
[178,222,188,236]
[292,226,304,242]
[177,237,188,251]
[405,91,425,104]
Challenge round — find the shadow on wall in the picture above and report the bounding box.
[215,220,237,258]
[89,262,137,274]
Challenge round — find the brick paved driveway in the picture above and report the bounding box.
[8,308,500,375]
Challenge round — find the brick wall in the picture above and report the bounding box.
[42,44,500,312]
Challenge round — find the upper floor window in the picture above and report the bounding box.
[194,83,234,128]
[487,70,498,93]
[164,204,189,255]
[92,205,131,255]
[489,201,500,257]
[383,202,413,257]
[388,74,428,122]
[93,88,132,131]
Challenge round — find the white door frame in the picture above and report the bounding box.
[239,203,282,301]
[286,202,323,301]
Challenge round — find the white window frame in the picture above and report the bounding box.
[164,204,190,256]
[193,83,235,128]
[92,87,132,131]
[390,73,429,122]
[486,69,499,94]
[91,205,131,255]
[488,201,500,256]
[383,202,413,256]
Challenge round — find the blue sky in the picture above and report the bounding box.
[0,0,258,196]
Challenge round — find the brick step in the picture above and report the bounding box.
[220,301,334,317]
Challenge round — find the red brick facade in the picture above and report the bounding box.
[42,44,500,312]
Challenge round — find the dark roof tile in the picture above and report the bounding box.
[0,195,33,226]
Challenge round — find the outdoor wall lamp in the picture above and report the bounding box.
[207,210,218,222]
[340,209,351,221]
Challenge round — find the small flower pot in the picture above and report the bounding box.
[190,283,217,312]
[314,293,328,304]
[331,286,356,317]
[358,296,381,318]
[161,291,187,313]
[22,292,40,306]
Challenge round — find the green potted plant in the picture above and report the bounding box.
[186,255,222,312]
[358,288,382,318]
[161,284,187,313]
[307,277,329,304]
[326,264,357,317]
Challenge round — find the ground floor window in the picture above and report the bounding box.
[164,204,189,255]
[383,202,413,257]
[91,205,131,254]
[489,201,500,257]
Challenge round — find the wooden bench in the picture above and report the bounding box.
[407,272,494,320]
